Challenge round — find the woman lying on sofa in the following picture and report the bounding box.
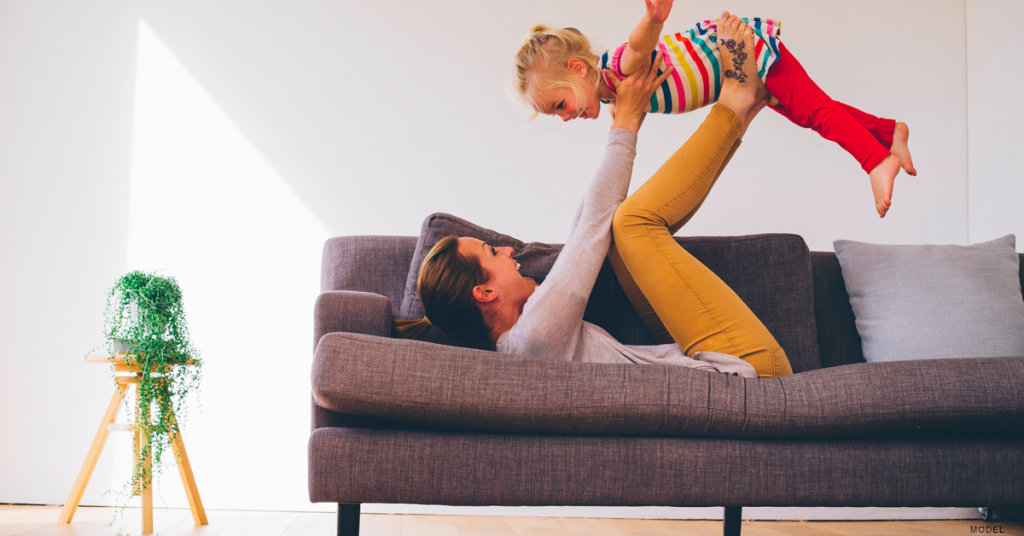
[395,16,792,379]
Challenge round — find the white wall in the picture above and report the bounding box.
[967,0,1024,246]
[0,0,139,507]
[0,0,1013,519]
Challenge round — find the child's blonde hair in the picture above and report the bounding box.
[513,25,602,117]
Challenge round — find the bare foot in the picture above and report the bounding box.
[869,154,900,218]
[891,122,916,176]
[716,12,764,118]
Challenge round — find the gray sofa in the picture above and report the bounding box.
[308,232,1024,536]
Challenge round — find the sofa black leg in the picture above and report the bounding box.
[337,503,360,536]
[981,506,1024,521]
[723,506,742,536]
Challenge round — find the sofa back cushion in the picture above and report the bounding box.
[398,213,822,373]
[321,236,417,318]
[834,235,1024,362]
[811,249,1024,368]
[811,252,867,368]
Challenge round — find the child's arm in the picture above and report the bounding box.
[619,0,673,76]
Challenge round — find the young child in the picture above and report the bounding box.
[513,5,916,218]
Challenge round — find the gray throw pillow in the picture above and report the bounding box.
[833,234,1024,362]
[399,213,562,320]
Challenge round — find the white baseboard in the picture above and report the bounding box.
[362,504,985,521]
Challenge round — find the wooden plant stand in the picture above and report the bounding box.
[58,353,207,535]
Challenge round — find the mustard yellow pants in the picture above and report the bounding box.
[609,104,794,378]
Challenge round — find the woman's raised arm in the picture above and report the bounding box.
[564,52,673,241]
[503,54,672,360]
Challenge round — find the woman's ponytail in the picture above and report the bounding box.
[391,317,433,341]
[393,236,494,350]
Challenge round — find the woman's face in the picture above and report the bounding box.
[457,237,538,306]
[536,83,600,122]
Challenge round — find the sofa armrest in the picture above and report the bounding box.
[313,291,392,351]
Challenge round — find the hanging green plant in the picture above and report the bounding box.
[103,270,201,503]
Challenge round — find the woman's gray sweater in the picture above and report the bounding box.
[496,129,757,378]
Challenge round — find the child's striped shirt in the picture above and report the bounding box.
[600,17,782,114]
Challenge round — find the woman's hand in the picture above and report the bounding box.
[603,50,673,133]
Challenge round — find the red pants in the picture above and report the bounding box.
[765,42,895,174]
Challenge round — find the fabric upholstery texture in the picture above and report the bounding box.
[312,332,1024,440]
[310,233,1024,509]
[310,291,397,432]
[834,234,1024,362]
[311,396,409,433]
[308,428,1024,507]
[321,236,417,317]
[814,250,1024,368]
[313,291,391,350]
[811,252,866,368]
[399,213,822,373]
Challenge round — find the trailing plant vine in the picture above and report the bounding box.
[102,271,201,505]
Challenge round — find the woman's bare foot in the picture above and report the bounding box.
[869,154,900,218]
[891,122,916,176]
[716,12,764,119]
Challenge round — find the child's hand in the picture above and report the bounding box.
[603,50,673,133]
[644,0,673,24]
[622,0,672,75]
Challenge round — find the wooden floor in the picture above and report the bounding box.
[2,505,1023,536]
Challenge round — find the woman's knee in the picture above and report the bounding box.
[611,202,636,242]
[745,345,794,378]
[612,198,663,241]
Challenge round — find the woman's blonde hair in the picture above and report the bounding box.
[391,235,494,350]
[513,24,602,117]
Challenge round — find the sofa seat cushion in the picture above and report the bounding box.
[308,428,1024,506]
[399,213,822,372]
[312,333,1024,440]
